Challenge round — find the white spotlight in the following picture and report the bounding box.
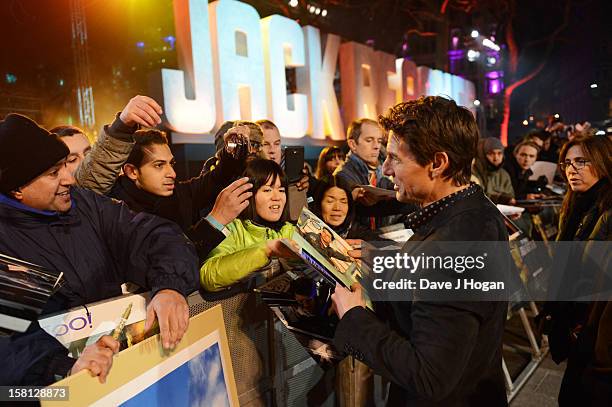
[289,0,298,7]
[308,5,315,13]
[482,38,500,51]
[473,99,481,107]
[467,49,480,61]
[554,113,560,119]
[471,30,479,38]
[590,83,598,89]
[321,9,327,17]
[487,56,497,65]
[315,7,321,15]
[522,120,529,126]
[595,130,605,136]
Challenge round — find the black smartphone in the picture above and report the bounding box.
[283,146,304,183]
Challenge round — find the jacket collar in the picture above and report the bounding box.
[0,191,79,225]
[0,193,59,216]
[116,175,169,212]
[407,183,482,238]
[346,152,382,180]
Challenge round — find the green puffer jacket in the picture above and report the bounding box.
[200,219,295,292]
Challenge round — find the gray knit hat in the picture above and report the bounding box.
[482,137,504,154]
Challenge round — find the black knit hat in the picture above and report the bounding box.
[0,114,70,193]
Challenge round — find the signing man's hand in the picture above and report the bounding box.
[144,289,190,350]
[331,283,366,319]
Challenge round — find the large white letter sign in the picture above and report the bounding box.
[416,66,431,99]
[209,0,267,122]
[161,0,215,134]
[298,27,344,140]
[374,51,401,114]
[261,15,308,139]
[340,42,378,121]
[400,59,419,101]
[451,75,477,114]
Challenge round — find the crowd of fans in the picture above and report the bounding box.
[0,94,609,405]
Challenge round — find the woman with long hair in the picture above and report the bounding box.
[315,146,345,182]
[546,134,612,405]
[200,158,296,292]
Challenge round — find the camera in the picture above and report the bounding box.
[224,131,250,160]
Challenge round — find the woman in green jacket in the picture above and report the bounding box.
[200,158,296,292]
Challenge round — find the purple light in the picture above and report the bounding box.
[452,36,459,49]
[489,79,501,94]
[163,35,176,50]
[136,41,145,49]
[485,70,502,79]
[448,50,465,60]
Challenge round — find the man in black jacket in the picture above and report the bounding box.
[331,97,510,406]
[0,114,199,385]
[107,126,252,261]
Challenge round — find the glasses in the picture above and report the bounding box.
[559,158,591,172]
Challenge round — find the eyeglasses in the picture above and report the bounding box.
[559,158,591,171]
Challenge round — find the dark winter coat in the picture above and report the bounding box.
[0,187,199,385]
[334,187,510,406]
[108,150,245,261]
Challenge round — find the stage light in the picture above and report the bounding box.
[473,99,481,106]
[482,38,500,51]
[308,5,316,13]
[487,56,497,65]
[467,49,480,61]
[529,115,534,121]
[471,30,479,38]
[522,120,529,126]
[554,113,560,119]
[590,83,598,88]
[595,130,605,135]
[321,9,327,17]
[288,0,298,7]
[315,7,321,15]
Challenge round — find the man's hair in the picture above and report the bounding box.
[49,125,85,138]
[513,140,541,155]
[346,118,379,143]
[255,119,278,131]
[236,120,264,144]
[527,130,551,142]
[378,96,479,185]
[125,129,169,168]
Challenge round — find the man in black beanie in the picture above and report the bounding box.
[0,114,199,385]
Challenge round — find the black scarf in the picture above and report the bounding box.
[113,175,182,226]
[559,178,607,241]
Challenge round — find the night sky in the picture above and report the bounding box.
[0,0,609,134]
